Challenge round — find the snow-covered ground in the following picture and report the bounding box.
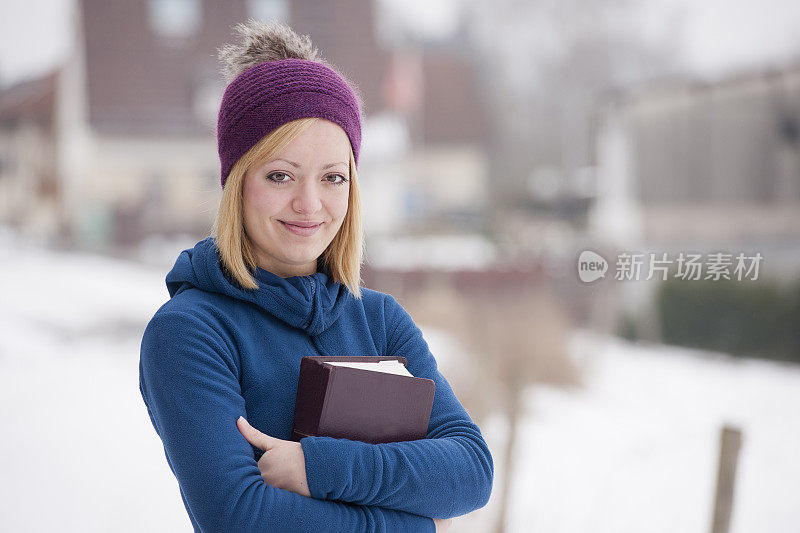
[1,232,798,532]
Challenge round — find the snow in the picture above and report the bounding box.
[0,230,185,532]
[1,231,799,532]
[493,333,800,533]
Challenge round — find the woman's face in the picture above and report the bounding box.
[242,119,351,278]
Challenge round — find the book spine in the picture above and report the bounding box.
[291,359,330,441]
[316,365,338,436]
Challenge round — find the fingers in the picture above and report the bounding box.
[237,416,277,451]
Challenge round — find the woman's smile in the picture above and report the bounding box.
[279,220,323,236]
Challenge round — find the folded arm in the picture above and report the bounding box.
[139,310,435,533]
[300,294,494,519]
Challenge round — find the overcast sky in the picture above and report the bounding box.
[1,0,799,88]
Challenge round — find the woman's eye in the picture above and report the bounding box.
[326,174,348,185]
[266,172,291,183]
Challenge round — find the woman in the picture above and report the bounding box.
[139,20,493,532]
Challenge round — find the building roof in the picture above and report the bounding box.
[81,0,240,136]
[0,69,58,128]
[421,51,488,146]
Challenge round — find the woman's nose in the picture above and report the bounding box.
[292,180,323,214]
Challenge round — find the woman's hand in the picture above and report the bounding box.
[433,518,453,532]
[237,416,311,498]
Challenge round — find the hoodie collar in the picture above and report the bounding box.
[165,237,354,336]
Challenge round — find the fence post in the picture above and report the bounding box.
[711,425,742,533]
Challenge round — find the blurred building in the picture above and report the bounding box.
[362,45,490,237]
[0,0,491,252]
[0,71,60,244]
[2,0,248,249]
[591,62,800,280]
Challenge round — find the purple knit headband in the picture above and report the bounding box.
[216,58,362,188]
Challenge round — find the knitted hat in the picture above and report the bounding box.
[216,20,363,188]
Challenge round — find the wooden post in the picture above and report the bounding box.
[711,425,742,533]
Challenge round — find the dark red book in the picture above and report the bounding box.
[290,356,435,444]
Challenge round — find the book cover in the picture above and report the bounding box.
[291,356,435,444]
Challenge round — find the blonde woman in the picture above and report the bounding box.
[139,20,493,532]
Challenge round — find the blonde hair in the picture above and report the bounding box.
[209,117,364,299]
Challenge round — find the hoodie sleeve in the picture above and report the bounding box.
[139,309,435,533]
[299,294,494,519]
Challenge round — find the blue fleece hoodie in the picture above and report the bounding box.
[139,237,494,532]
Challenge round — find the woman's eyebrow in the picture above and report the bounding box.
[271,158,347,169]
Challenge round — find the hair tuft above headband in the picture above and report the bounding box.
[217,19,321,83]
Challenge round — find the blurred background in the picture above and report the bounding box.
[1,0,799,531]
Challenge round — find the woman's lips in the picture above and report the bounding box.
[280,220,322,236]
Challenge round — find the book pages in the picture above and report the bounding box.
[326,360,413,377]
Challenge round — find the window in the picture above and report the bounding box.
[148,0,202,39]
[246,0,288,22]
